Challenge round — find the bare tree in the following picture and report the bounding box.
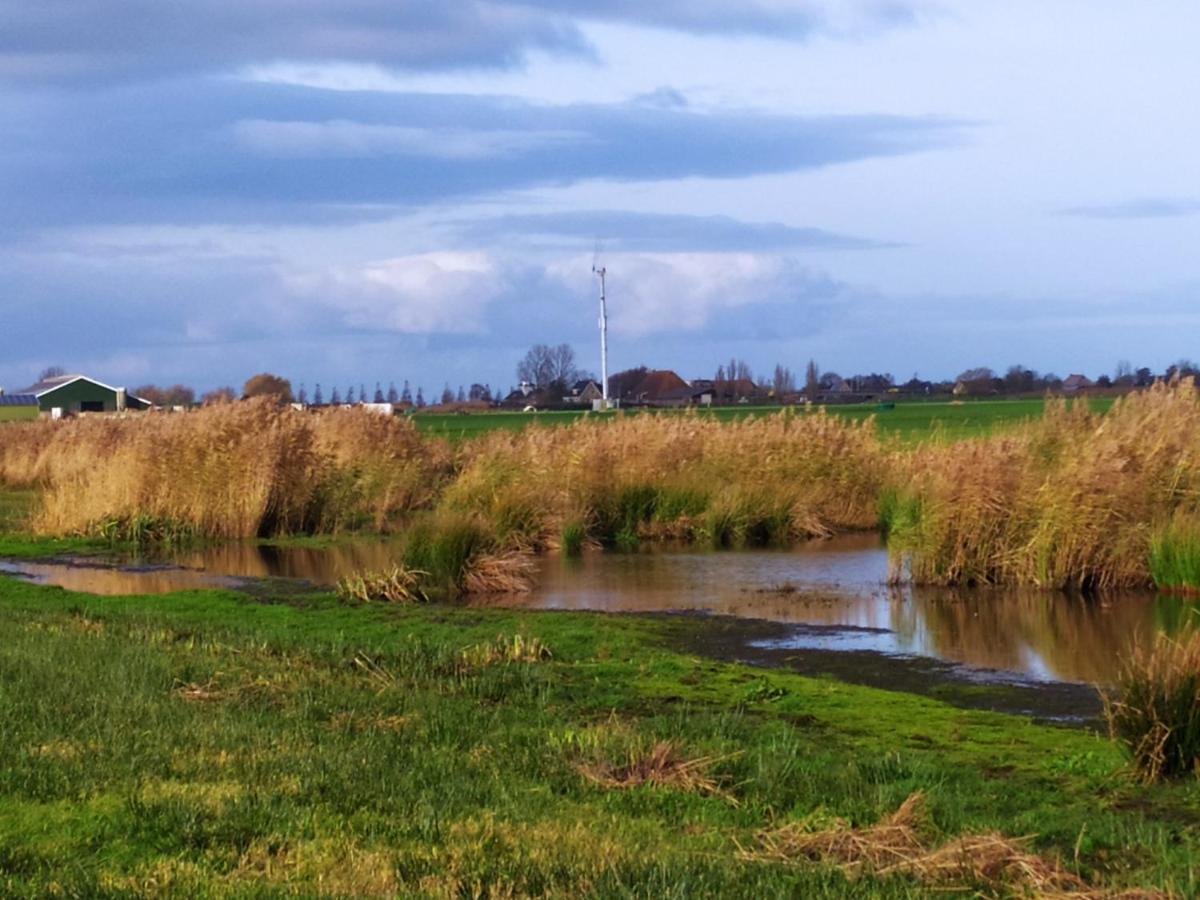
[136,384,196,407]
[771,365,796,400]
[441,383,454,404]
[468,383,492,402]
[804,359,820,403]
[201,386,236,405]
[517,343,581,389]
[38,366,67,382]
[387,382,399,403]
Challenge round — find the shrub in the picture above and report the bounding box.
[335,566,427,604]
[1103,628,1200,782]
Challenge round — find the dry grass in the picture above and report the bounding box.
[1103,629,1200,783]
[0,401,450,539]
[335,566,427,604]
[460,549,536,594]
[576,740,738,804]
[442,409,887,551]
[887,381,1200,589]
[743,792,1166,898]
[459,634,552,669]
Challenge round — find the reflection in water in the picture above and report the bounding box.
[3,532,1197,686]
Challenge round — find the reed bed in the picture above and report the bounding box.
[0,401,450,539]
[1104,629,1200,783]
[440,409,888,552]
[886,381,1200,589]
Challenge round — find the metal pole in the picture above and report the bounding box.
[595,266,609,405]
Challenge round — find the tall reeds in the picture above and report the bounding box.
[887,382,1200,589]
[438,408,888,552]
[0,401,450,539]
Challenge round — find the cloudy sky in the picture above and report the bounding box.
[1,1,1198,395]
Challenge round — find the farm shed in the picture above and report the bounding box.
[14,374,151,416]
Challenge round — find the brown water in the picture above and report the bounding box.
[3,533,1195,688]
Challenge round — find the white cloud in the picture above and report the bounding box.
[284,251,504,333]
[546,252,815,337]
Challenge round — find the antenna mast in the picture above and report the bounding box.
[592,264,609,406]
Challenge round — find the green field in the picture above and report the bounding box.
[413,398,1114,443]
[0,407,37,423]
[0,574,1195,897]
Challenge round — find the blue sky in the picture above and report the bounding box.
[1,0,1198,394]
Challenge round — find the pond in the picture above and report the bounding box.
[3,533,1193,716]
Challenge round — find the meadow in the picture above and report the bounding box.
[0,574,1195,897]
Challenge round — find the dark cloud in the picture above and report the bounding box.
[0,1,929,84]
[457,210,896,252]
[1058,197,1200,219]
[0,79,965,230]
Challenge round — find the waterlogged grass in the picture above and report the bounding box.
[0,575,1197,896]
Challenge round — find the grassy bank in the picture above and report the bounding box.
[0,574,1195,897]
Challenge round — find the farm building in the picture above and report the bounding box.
[9,374,150,417]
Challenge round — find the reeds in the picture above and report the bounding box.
[0,401,450,540]
[576,740,737,803]
[1103,629,1200,782]
[335,566,427,604]
[441,408,887,553]
[887,382,1200,589]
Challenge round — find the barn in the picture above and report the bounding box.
[11,374,151,417]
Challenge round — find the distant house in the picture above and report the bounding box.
[629,370,690,405]
[1061,374,1093,393]
[563,379,603,405]
[11,374,150,417]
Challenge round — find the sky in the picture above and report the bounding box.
[1,0,1198,395]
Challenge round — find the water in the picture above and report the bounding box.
[3,533,1193,690]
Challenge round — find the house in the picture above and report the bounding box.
[1061,374,1093,394]
[12,374,150,417]
[563,379,603,405]
[628,370,690,405]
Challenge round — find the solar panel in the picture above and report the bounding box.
[0,394,38,406]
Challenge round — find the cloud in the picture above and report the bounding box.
[0,1,933,84]
[1058,197,1200,219]
[459,210,895,252]
[0,79,965,231]
[283,252,505,334]
[544,252,843,338]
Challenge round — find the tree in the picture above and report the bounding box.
[330,387,341,405]
[1135,367,1154,387]
[955,367,995,396]
[38,366,67,382]
[359,385,367,404]
[401,380,413,404]
[804,360,820,403]
[1113,360,1134,388]
[386,382,399,404]
[771,365,796,400]
[415,387,426,408]
[313,383,324,405]
[346,386,356,404]
[201,386,236,405]
[441,383,454,404]
[135,384,195,407]
[374,382,384,403]
[468,383,492,402]
[242,373,292,403]
[297,383,308,405]
[456,386,466,403]
[1002,365,1037,394]
[609,366,648,401]
[516,343,581,390]
[1167,359,1200,381]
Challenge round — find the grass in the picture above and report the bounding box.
[1104,628,1200,783]
[0,574,1198,896]
[0,407,37,423]
[1150,516,1200,592]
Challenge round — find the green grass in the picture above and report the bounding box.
[1150,518,1200,592]
[413,398,1116,443]
[0,574,1196,896]
[0,407,37,423]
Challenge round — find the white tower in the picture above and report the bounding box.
[592,264,609,406]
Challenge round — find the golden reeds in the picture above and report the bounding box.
[576,740,738,803]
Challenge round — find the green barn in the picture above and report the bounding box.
[5,374,151,418]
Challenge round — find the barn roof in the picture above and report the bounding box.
[17,374,119,397]
[632,370,689,400]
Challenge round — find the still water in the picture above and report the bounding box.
[2,533,1193,687]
